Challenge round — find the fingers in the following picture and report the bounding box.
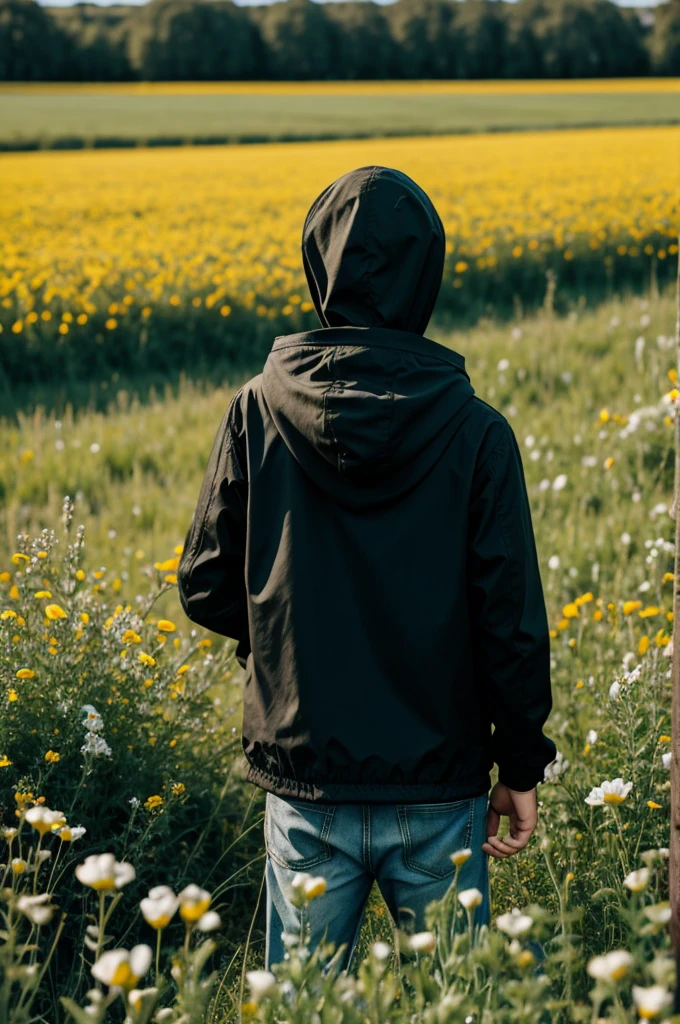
[483,807,536,859]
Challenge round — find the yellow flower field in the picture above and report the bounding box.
[1,125,678,388]
[3,78,680,94]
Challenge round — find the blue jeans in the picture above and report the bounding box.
[264,790,491,970]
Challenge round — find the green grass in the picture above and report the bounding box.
[1,89,679,150]
[0,289,676,1019]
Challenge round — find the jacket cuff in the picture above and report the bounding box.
[497,764,545,792]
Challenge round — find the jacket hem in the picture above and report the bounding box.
[244,760,491,804]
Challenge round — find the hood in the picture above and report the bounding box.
[301,165,445,335]
[261,166,474,510]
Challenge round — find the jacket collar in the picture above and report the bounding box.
[272,326,467,375]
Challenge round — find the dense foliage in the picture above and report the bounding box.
[0,0,671,84]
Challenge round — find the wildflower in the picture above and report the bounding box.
[140,886,178,930]
[157,619,176,632]
[450,848,472,867]
[2,826,18,841]
[55,824,86,842]
[121,629,142,644]
[587,730,598,744]
[76,853,136,893]
[177,883,211,922]
[144,795,163,811]
[34,590,51,599]
[197,911,222,932]
[458,888,483,910]
[0,754,12,767]
[44,603,67,620]
[644,902,671,926]
[372,941,392,961]
[11,553,29,565]
[44,750,60,763]
[587,950,634,983]
[15,668,35,679]
[25,805,66,835]
[246,970,278,1002]
[496,908,534,937]
[303,876,327,900]
[663,752,672,770]
[138,652,156,667]
[17,893,56,926]
[585,778,633,806]
[171,782,186,797]
[552,474,568,491]
[12,858,27,874]
[544,751,570,782]
[623,868,650,892]
[632,984,671,1019]
[91,945,152,991]
[609,681,622,700]
[408,931,436,954]
[647,801,663,810]
[81,733,112,758]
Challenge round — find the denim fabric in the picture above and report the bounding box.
[264,790,490,970]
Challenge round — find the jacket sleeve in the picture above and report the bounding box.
[467,419,557,791]
[177,390,251,668]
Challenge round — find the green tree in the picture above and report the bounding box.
[0,0,73,80]
[255,0,337,81]
[513,0,648,78]
[324,1,397,80]
[127,0,261,81]
[385,0,458,79]
[648,0,680,75]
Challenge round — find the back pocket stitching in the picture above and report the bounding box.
[399,799,475,880]
[265,803,335,872]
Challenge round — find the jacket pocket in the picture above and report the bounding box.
[264,793,336,872]
[397,798,475,880]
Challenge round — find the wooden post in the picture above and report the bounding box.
[670,240,680,1011]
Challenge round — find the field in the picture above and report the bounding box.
[2,79,680,150]
[2,124,678,406]
[0,291,677,1020]
[1,103,680,1020]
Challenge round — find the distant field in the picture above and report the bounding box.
[0,79,679,149]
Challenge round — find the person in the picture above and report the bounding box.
[177,165,557,972]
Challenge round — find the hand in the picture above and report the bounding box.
[482,782,537,859]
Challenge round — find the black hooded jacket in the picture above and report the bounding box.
[177,165,557,803]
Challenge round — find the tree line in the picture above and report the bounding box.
[1,0,679,83]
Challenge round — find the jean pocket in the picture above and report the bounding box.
[264,792,336,872]
[397,798,476,880]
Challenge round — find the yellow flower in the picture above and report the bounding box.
[15,668,34,679]
[11,553,29,565]
[154,557,179,572]
[599,409,610,423]
[1,609,17,620]
[172,782,186,796]
[562,603,579,618]
[623,600,642,615]
[34,590,52,599]
[639,606,661,618]
[45,604,67,620]
[659,735,671,743]
[157,619,176,632]
[575,592,593,606]
[44,750,60,763]
[557,618,569,630]
[80,612,89,624]
[164,574,178,585]
[122,629,142,644]
[647,801,662,810]
[138,652,156,667]
[604,457,614,470]
[0,571,10,582]
[9,586,19,601]
[0,754,13,767]
[638,636,650,655]
[144,794,163,811]
[8,690,18,702]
